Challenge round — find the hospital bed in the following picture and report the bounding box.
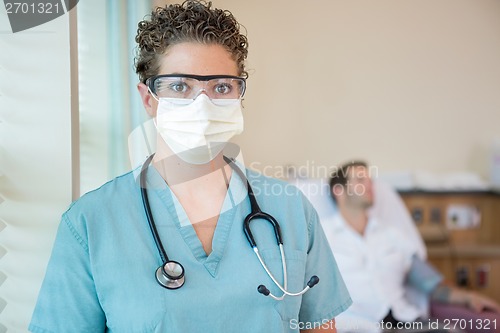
[291,177,498,333]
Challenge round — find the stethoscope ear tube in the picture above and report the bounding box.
[244,211,283,248]
[225,156,283,248]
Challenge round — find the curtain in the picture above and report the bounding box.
[0,9,73,332]
[78,0,152,195]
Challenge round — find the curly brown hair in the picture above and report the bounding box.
[134,0,248,83]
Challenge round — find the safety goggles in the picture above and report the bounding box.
[146,74,246,102]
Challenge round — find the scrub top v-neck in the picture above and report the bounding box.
[151,164,244,277]
[29,165,352,333]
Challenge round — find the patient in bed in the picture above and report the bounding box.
[313,161,500,333]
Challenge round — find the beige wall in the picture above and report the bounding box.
[206,0,500,179]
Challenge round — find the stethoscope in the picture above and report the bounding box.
[140,154,319,300]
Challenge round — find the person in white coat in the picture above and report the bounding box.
[322,161,500,333]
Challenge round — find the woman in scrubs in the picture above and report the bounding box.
[29,1,351,332]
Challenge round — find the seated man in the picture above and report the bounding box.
[322,161,500,332]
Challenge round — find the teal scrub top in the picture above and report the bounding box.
[29,166,351,333]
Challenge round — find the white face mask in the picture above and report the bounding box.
[154,94,244,164]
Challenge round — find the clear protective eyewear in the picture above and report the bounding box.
[146,74,246,104]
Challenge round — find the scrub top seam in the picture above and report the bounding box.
[62,214,89,251]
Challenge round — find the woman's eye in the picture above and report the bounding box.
[214,83,232,95]
[169,82,188,93]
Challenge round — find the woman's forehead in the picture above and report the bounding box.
[158,42,239,76]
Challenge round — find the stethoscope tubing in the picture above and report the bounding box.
[140,154,186,289]
[253,245,287,300]
[225,156,319,299]
[140,154,170,264]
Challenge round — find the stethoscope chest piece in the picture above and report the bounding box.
[156,261,185,289]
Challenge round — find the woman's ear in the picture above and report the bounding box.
[137,82,157,117]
